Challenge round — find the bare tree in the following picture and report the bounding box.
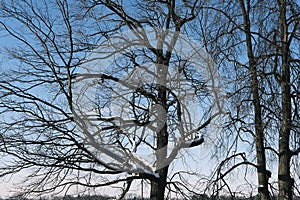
[0,0,224,199]
[195,1,300,199]
[277,0,300,199]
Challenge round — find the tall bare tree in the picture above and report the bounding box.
[277,0,300,199]
[195,1,300,199]
[0,0,223,199]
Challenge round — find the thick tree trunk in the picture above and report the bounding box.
[278,1,293,199]
[150,58,169,199]
[150,166,169,200]
[150,121,169,200]
[239,1,271,199]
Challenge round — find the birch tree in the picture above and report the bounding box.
[197,1,300,199]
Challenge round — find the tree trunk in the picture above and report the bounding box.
[278,1,293,199]
[239,1,271,199]
[150,57,169,199]
[150,119,169,200]
[150,166,169,200]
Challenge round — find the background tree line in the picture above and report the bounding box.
[4,193,300,200]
